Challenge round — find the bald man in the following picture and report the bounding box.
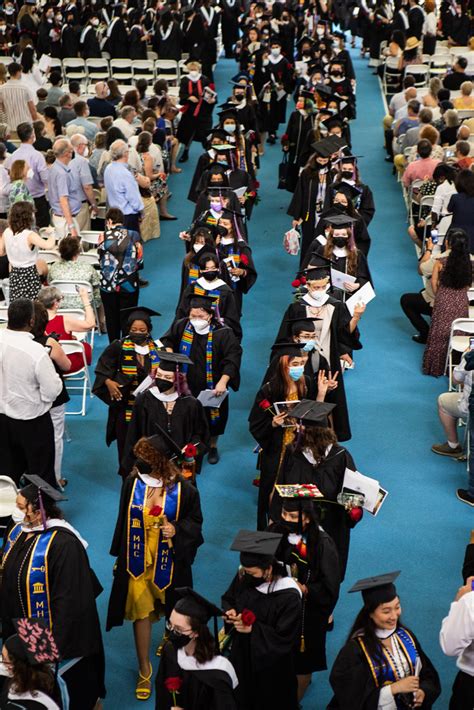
[87,81,117,119]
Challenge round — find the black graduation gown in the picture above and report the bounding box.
[193,199,248,242]
[176,281,242,340]
[155,643,237,710]
[303,207,372,259]
[220,0,240,54]
[106,17,129,58]
[446,13,470,46]
[284,111,317,192]
[1,527,105,706]
[328,629,441,709]
[268,522,340,673]
[0,681,63,710]
[271,445,356,579]
[160,320,242,436]
[36,19,52,57]
[177,75,214,145]
[221,573,302,710]
[181,13,206,59]
[331,180,375,228]
[267,56,295,134]
[121,390,210,473]
[217,241,257,315]
[129,25,148,60]
[61,24,80,59]
[106,474,203,629]
[249,376,316,530]
[188,153,214,202]
[153,22,183,61]
[288,168,336,266]
[408,5,425,38]
[81,25,101,59]
[313,246,373,296]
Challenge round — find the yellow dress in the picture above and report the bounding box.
[278,392,299,468]
[124,507,167,622]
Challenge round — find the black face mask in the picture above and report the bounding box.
[341,170,353,179]
[281,520,300,533]
[242,572,264,588]
[234,92,245,100]
[168,629,192,650]
[202,270,219,282]
[137,459,152,475]
[128,332,148,344]
[332,237,348,248]
[155,377,173,393]
[334,202,348,212]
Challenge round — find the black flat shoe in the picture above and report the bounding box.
[207,447,220,465]
[178,151,189,163]
[160,215,177,221]
[384,156,393,163]
[139,278,149,287]
[412,334,427,344]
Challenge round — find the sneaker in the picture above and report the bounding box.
[431,442,463,457]
[456,489,474,507]
[207,447,220,465]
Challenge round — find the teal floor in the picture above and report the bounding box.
[62,53,473,708]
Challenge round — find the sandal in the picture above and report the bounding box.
[135,663,153,701]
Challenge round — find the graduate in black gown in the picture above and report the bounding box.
[122,351,210,475]
[193,177,247,241]
[178,221,220,292]
[302,199,372,262]
[328,572,441,709]
[266,37,295,144]
[152,7,183,61]
[222,530,302,710]
[269,484,341,703]
[1,476,106,710]
[161,296,242,465]
[269,400,358,580]
[217,210,257,315]
[79,13,101,59]
[177,60,216,163]
[221,0,241,58]
[129,10,150,60]
[281,93,318,193]
[331,155,376,228]
[92,306,164,476]
[106,435,203,702]
[155,588,238,710]
[104,5,130,58]
[223,79,259,137]
[188,130,232,204]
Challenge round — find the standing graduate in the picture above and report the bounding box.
[129,10,150,60]
[217,210,257,316]
[220,0,241,58]
[155,588,238,709]
[93,306,163,476]
[106,436,204,702]
[188,130,233,203]
[161,295,242,465]
[281,93,318,193]
[221,530,302,710]
[269,485,341,702]
[177,60,216,164]
[266,37,295,145]
[122,351,210,475]
[1,476,105,710]
[302,197,372,262]
[153,7,183,61]
[178,222,220,296]
[331,155,376,228]
[79,13,101,59]
[269,400,358,580]
[104,4,130,58]
[328,572,441,709]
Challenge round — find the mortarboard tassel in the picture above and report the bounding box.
[300,634,306,653]
[175,364,181,395]
[38,489,47,530]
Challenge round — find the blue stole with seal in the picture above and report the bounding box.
[2,523,23,560]
[357,627,418,689]
[127,477,181,592]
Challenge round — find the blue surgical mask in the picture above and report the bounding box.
[289,365,304,381]
[302,340,316,352]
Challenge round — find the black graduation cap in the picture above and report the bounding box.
[323,212,358,228]
[299,89,315,101]
[189,294,218,311]
[174,587,223,642]
[297,35,315,48]
[326,135,347,152]
[285,317,319,336]
[313,83,332,98]
[147,428,182,460]
[230,72,251,85]
[269,35,282,45]
[181,4,195,14]
[348,571,401,608]
[158,351,193,372]
[231,530,283,567]
[218,106,239,122]
[332,182,361,201]
[121,306,161,326]
[190,221,225,239]
[270,342,306,358]
[158,6,172,16]
[304,254,334,282]
[21,475,67,504]
[311,139,334,159]
[338,154,362,164]
[207,128,230,144]
[321,116,345,133]
[6,619,60,667]
[287,399,336,427]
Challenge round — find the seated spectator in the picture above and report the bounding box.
[394,109,434,173]
[407,125,444,164]
[37,285,94,373]
[119,89,143,118]
[454,140,474,170]
[36,86,48,114]
[402,139,441,188]
[448,170,474,251]
[48,235,102,316]
[432,353,471,458]
[453,81,474,110]
[8,159,35,207]
[66,100,99,142]
[58,94,76,127]
[68,80,82,105]
[107,79,122,107]
[440,109,460,146]
[401,36,422,69]
[153,78,169,97]
[100,116,114,133]
[431,163,458,229]
[0,162,9,218]
[45,70,65,107]
[135,79,149,110]
[113,106,138,140]
[87,81,117,119]
[33,119,52,152]
[0,124,17,154]
[43,105,62,141]
[443,57,470,91]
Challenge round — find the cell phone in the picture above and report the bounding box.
[446,150,454,158]
[470,337,474,351]
[431,229,438,244]
[75,284,81,293]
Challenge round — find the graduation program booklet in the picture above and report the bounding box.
[198,389,229,408]
[345,281,376,316]
[330,268,356,292]
[274,400,301,427]
[342,468,388,516]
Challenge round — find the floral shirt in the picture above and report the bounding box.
[48,260,101,309]
[8,180,34,207]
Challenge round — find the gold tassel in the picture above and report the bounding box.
[300,634,305,653]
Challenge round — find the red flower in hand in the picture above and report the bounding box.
[348,507,363,523]
[300,276,307,285]
[254,180,260,189]
[252,477,260,488]
[241,609,256,626]
[292,279,301,288]
[240,253,249,266]
[259,399,272,411]
[165,677,182,693]
[184,443,198,459]
[281,133,289,143]
[149,505,163,517]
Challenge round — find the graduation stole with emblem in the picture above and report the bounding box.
[179,322,220,422]
[187,263,200,285]
[3,525,57,628]
[120,338,160,421]
[127,478,181,592]
[357,627,418,688]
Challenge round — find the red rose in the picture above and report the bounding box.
[348,507,363,523]
[240,254,249,266]
[241,609,256,626]
[149,505,163,516]
[258,399,272,410]
[292,279,301,288]
[184,443,198,459]
[300,276,307,285]
[254,180,260,189]
[252,477,260,488]
[164,676,182,693]
[281,133,289,142]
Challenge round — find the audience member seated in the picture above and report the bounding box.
[448,170,474,251]
[432,353,471,458]
[453,81,474,111]
[443,57,471,91]
[454,140,474,170]
[402,139,441,189]
[48,235,102,315]
[87,81,117,119]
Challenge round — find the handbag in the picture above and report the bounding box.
[283,227,301,256]
[278,153,289,190]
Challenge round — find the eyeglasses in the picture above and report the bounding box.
[166,621,192,635]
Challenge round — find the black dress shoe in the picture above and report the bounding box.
[384,156,393,163]
[160,215,177,221]
[207,447,220,465]
[412,334,427,344]
[178,150,189,163]
[139,278,149,288]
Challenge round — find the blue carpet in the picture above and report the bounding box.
[60,54,473,708]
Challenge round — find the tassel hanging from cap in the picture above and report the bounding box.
[300,634,305,653]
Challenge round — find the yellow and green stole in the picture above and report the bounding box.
[121,337,161,421]
[179,322,220,423]
[126,478,181,591]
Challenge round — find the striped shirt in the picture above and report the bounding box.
[0,79,33,132]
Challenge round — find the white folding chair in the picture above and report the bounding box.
[132,59,155,81]
[62,58,87,81]
[147,50,158,61]
[42,250,61,264]
[468,289,474,319]
[50,279,99,328]
[429,55,450,76]
[85,58,110,83]
[110,59,134,83]
[156,59,179,83]
[60,340,93,416]
[76,252,99,267]
[382,56,402,95]
[407,178,424,225]
[446,318,474,390]
[57,308,95,347]
[404,64,430,87]
[457,110,474,121]
[79,230,102,248]
[0,57,12,67]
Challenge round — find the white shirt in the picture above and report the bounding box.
[432,180,457,218]
[112,117,136,140]
[0,329,62,419]
[440,592,474,676]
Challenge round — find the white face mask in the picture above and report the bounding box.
[11,505,25,524]
[308,287,329,306]
[190,317,210,333]
[271,47,280,57]
[316,28,324,36]
[83,146,89,157]
[193,243,204,253]
[262,58,269,66]
[26,168,34,180]
[188,70,200,81]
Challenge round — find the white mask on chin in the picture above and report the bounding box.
[375,627,397,639]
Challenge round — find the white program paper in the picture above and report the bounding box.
[233,186,247,199]
[38,53,51,73]
[331,268,356,291]
[343,468,380,513]
[345,281,376,316]
[198,389,229,408]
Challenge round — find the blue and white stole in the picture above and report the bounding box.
[3,524,57,628]
[357,627,418,688]
[126,477,181,591]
